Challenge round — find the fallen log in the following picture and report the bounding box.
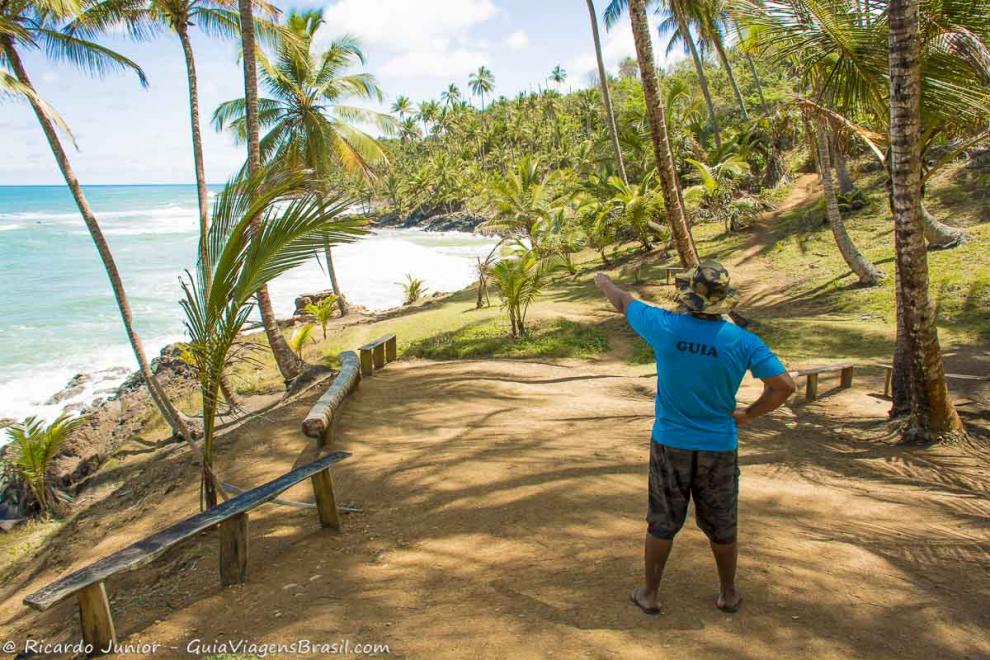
[301,351,360,445]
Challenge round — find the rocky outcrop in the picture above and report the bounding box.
[374,210,492,233]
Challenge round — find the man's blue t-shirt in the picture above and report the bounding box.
[627,299,786,452]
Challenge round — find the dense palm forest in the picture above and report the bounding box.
[3,0,988,518]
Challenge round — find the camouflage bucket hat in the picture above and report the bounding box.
[674,260,740,315]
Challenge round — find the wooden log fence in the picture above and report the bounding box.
[301,351,361,446]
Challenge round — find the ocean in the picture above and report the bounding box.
[0,185,497,423]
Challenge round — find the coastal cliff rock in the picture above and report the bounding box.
[374,209,492,233]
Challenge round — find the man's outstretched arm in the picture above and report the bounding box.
[594,272,634,314]
[733,372,797,426]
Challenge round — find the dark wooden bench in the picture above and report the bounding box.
[789,363,855,401]
[23,451,350,655]
[660,266,687,285]
[881,364,989,397]
[358,333,397,377]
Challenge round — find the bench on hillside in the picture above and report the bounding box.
[660,266,687,285]
[789,363,855,401]
[23,451,350,655]
[881,364,989,397]
[358,333,397,377]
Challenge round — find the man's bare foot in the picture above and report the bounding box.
[716,588,742,613]
[630,586,661,615]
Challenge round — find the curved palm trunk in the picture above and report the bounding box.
[585,0,629,183]
[628,0,699,268]
[323,241,347,316]
[888,0,964,442]
[833,143,855,195]
[920,201,966,248]
[713,38,748,119]
[684,25,722,149]
[238,0,302,388]
[177,25,210,271]
[814,123,883,285]
[4,43,191,442]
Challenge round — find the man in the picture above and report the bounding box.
[594,260,796,615]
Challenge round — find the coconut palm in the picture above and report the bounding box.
[611,0,700,266]
[585,0,629,183]
[887,0,964,441]
[288,323,316,359]
[608,171,665,250]
[214,9,395,320]
[304,295,338,339]
[391,94,413,118]
[180,169,366,507]
[482,157,555,241]
[6,415,82,516]
[550,64,567,86]
[2,0,193,440]
[468,65,495,110]
[490,244,558,338]
[441,82,461,107]
[693,0,749,118]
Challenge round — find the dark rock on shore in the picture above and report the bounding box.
[374,209,492,233]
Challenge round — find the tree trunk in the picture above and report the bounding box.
[627,0,699,268]
[744,52,767,111]
[888,0,964,442]
[832,136,856,195]
[238,0,302,384]
[815,122,884,285]
[323,241,348,316]
[890,262,913,417]
[920,201,967,248]
[586,0,629,183]
[684,25,722,149]
[178,25,210,272]
[3,42,192,441]
[714,38,748,119]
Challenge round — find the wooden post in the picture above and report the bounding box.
[219,512,248,586]
[360,348,373,377]
[385,335,397,362]
[77,581,116,656]
[373,343,385,369]
[806,373,819,401]
[310,468,341,530]
[840,366,854,389]
[883,366,893,397]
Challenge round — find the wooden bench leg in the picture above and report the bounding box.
[385,336,397,363]
[883,366,893,398]
[219,512,248,586]
[360,348,374,377]
[373,343,385,370]
[311,468,341,530]
[806,373,819,401]
[840,366,854,389]
[77,581,116,656]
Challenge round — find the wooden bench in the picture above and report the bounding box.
[789,363,855,401]
[358,333,397,377]
[661,266,687,285]
[881,364,989,397]
[23,451,350,655]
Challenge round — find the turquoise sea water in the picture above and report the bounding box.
[0,185,496,422]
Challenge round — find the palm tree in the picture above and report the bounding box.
[6,415,82,516]
[482,157,554,241]
[586,0,629,183]
[887,0,964,441]
[232,0,301,383]
[608,172,664,250]
[391,94,413,118]
[693,0,748,118]
[549,64,567,86]
[180,170,365,507]
[621,0,699,266]
[2,0,192,440]
[441,82,461,107]
[468,65,495,110]
[657,0,722,149]
[490,244,557,338]
[215,9,394,319]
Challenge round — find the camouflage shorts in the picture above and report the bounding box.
[647,441,739,544]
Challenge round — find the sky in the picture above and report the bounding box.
[1,0,674,185]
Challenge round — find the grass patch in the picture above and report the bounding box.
[0,518,62,583]
[405,318,610,360]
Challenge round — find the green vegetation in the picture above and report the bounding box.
[4,415,82,516]
[304,295,339,340]
[406,319,610,360]
[399,275,428,305]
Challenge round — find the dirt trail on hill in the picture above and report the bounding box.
[3,359,988,659]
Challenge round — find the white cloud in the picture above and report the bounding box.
[505,29,528,50]
[322,0,498,81]
[565,11,667,86]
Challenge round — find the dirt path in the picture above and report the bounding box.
[4,358,987,659]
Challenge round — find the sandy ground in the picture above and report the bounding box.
[2,356,988,659]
